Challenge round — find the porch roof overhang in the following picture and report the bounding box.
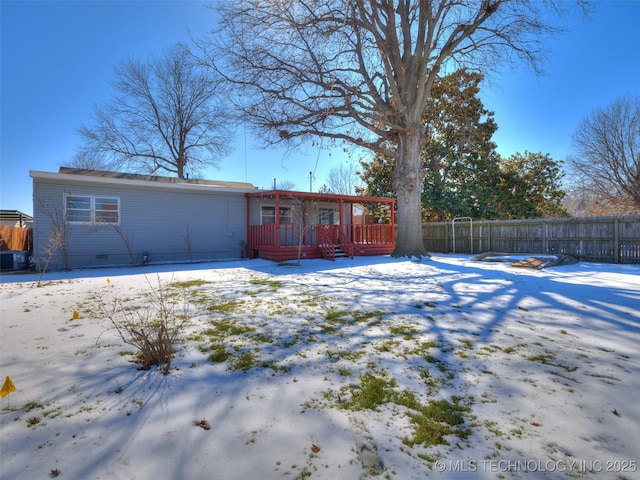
[245,189,395,207]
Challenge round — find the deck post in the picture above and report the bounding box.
[246,195,251,257]
[339,198,344,237]
[275,193,281,249]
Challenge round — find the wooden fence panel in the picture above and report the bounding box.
[422,215,640,264]
[0,226,32,252]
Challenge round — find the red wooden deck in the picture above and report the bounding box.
[246,223,395,261]
[245,190,395,262]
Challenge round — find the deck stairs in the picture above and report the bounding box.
[318,226,354,261]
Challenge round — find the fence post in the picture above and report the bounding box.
[614,218,620,264]
[445,223,449,253]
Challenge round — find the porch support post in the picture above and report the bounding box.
[302,199,307,245]
[275,193,281,247]
[390,199,396,244]
[245,194,251,255]
[339,197,345,239]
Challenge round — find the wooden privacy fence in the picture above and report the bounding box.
[0,225,32,252]
[422,215,640,264]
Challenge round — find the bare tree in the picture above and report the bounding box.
[290,197,319,265]
[568,94,640,214]
[326,162,363,195]
[35,198,70,273]
[200,0,587,257]
[276,180,297,190]
[76,43,235,179]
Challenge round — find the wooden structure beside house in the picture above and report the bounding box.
[246,190,395,261]
[0,210,33,228]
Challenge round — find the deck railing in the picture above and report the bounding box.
[248,223,394,248]
[351,224,394,244]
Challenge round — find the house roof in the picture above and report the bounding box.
[0,210,33,222]
[31,168,259,193]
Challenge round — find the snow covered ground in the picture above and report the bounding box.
[1,255,639,480]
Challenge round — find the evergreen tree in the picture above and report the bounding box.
[359,70,567,220]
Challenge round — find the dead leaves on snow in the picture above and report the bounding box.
[194,419,211,430]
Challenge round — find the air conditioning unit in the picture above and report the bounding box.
[0,250,29,271]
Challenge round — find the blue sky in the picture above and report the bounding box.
[1,0,639,216]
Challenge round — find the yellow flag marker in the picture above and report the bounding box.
[106,278,111,285]
[72,310,80,320]
[1,376,16,398]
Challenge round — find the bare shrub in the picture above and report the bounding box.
[98,276,190,374]
[37,228,66,287]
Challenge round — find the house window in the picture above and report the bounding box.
[65,195,120,224]
[319,208,337,225]
[261,206,292,224]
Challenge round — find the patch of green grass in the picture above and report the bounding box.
[282,336,300,348]
[341,371,397,410]
[170,279,211,289]
[526,352,556,364]
[377,339,401,353]
[320,324,337,334]
[389,324,419,340]
[423,354,448,373]
[352,309,385,323]
[405,340,440,357]
[27,416,41,427]
[42,406,62,419]
[338,349,366,361]
[205,319,256,336]
[481,393,497,404]
[324,309,385,328]
[340,370,470,448]
[419,368,441,393]
[207,343,229,363]
[206,299,245,314]
[401,396,470,447]
[502,345,524,354]
[250,331,274,344]
[21,401,44,412]
[325,309,351,323]
[248,278,284,290]
[229,351,258,371]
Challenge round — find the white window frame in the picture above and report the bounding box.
[65,195,120,225]
[260,205,292,225]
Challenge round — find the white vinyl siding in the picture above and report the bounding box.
[33,178,249,269]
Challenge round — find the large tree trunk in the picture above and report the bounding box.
[392,126,429,258]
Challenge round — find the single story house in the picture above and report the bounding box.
[31,168,395,270]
